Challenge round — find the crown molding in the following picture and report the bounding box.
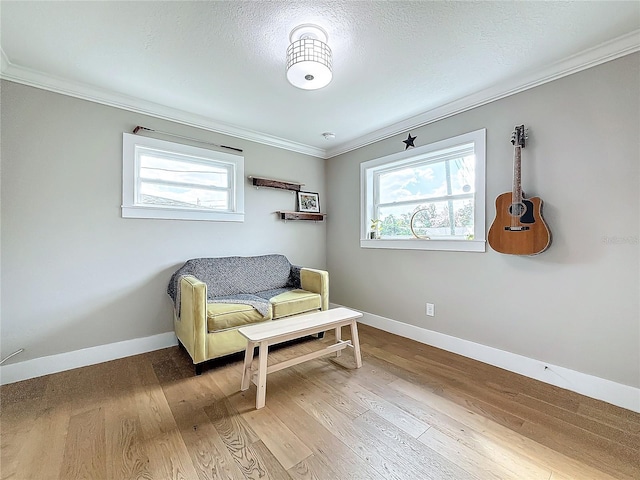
[0,49,326,159]
[2,29,639,160]
[325,29,640,158]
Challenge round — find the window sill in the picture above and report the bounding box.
[360,238,485,252]
[122,205,244,222]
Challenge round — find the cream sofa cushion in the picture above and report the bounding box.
[207,302,272,332]
[270,289,321,318]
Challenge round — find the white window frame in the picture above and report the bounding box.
[122,133,244,222]
[360,129,486,252]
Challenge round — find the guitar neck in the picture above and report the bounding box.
[512,145,523,203]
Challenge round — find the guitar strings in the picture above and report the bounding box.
[512,142,517,229]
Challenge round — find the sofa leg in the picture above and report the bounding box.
[195,363,203,376]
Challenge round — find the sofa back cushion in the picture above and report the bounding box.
[173,254,293,299]
[210,254,292,296]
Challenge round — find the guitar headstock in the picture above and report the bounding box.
[511,125,527,148]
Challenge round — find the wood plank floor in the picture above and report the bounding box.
[1,324,639,479]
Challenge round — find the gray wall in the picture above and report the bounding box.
[327,54,640,388]
[2,54,639,389]
[1,81,326,363]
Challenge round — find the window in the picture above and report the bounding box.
[122,133,244,222]
[361,129,485,252]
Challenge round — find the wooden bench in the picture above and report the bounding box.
[238,307,363,409]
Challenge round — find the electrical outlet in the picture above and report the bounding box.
[426,303,435,316]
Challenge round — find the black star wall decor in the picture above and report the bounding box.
[403,133,416,150]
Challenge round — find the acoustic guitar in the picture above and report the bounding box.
[488,125,551,255]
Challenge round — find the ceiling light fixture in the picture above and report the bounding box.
[286,24,332,90]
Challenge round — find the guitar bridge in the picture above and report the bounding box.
[504,226,530,231]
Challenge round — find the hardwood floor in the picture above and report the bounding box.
[1,324,639,479]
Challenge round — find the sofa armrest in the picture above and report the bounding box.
[176,275,208,364]
[300,268,329,311]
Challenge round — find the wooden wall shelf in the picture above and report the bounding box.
[249,176,324,223]
[277,211,326,222]
[249,176,303,192]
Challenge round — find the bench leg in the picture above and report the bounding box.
[256,341,269,409]
[241,341,256,391]
[350,320,362,368]
[335,325,342,357]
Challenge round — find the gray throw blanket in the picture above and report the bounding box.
[167,255,301,318]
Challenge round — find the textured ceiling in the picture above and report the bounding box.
[1,1,639,157]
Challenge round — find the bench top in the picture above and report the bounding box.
[238,307,362,342]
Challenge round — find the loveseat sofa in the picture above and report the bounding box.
[167,254,329,374]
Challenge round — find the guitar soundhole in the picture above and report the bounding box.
[509,203,526,216]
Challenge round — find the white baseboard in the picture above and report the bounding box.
[4,310,639,414]
[332,304,640,413]
[0,332,178,385]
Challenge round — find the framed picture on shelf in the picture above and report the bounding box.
[297,191,320,213]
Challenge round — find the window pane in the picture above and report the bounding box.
[449,156,475,195]
[378,161,447,203]
[139,153,229,188]
[378,204,417,237]
[140,182,229,210]
[378,155,476,205]
[379,199,474,239]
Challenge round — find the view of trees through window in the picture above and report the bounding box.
[379,200,474,238]
[375,155,475,239]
